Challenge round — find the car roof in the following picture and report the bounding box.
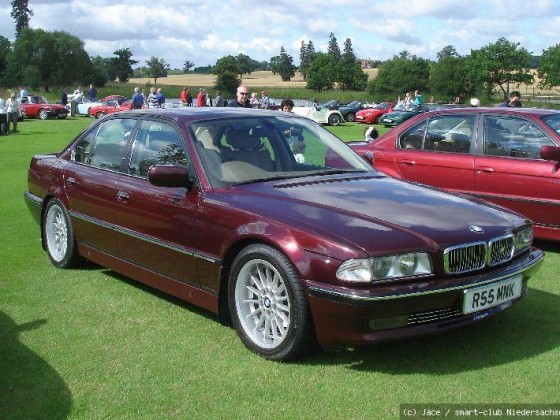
[104,107,297,123]
[425,106,560,117]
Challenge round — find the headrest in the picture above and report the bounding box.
[226,128,262,150]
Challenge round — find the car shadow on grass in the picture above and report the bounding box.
[304,287,560,372]
[0,311,73,419]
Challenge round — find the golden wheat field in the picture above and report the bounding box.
[129,69,379,87]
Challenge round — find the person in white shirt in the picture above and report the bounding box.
[6,93,20,133]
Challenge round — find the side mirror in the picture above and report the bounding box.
[540,145,560,162]
[148,165,191,188]
[362,151,375,164]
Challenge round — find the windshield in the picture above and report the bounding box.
[190,115,374,187]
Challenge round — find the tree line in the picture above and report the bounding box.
[3,0,560,100]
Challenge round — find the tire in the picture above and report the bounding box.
[38,109,49,120]
[96,111,106,119]
[345,112,355,122]
[42,198,83,268]
[228,244,316,361]
[328,113,342,126]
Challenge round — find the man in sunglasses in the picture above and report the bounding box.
[227,85,252,108]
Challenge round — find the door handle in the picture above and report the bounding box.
[66,177,76,187]
[117,191,130,201]
[476,166,495,174]
[400,159,416,166]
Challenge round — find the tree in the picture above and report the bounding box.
[270,47,296,81]
[306,53,336,91]
[437,45,459,62]
[212,55,239,95]
[0,36,11,85]
[11,0,33,38]
[338,38,367,91]
[145,56,170,84]
[299,40,315,82]
[430,56,469,102]
[5,28,93,91]
[110,48,137,83]
[327,32,341,61]
[183,60,195,73]
[538,44,560,89]
[84,55,109,87]
[235,53,254,79]
[464,37,533,100]
[369,54,430,100]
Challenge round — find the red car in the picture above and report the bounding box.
[88,97,133,119]
[20,96,68,120]
[24,108,542,360]
[355,102,394,124]
[349,107,560,241]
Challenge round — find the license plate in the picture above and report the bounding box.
[463,275,522,314]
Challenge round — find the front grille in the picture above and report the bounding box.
[444,241,487,274]
[489,235,515,266]
[443,235,516,275]
[408,307,462,326]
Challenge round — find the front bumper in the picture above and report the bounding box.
[305,247,544,349]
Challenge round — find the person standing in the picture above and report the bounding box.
[260,91,270,109]
[186,88,193,106]
[131,87,144,109]
[6,93,20,134]
[87,84,98,101]
[249,92,260,108]
[500,91,522,107]
[0,98,8,135]
[205,90,213,107]
[180,87,188,105]
[157,88,165,107]
[60,88,68,107]
[213,90,224,107]
[196,88,205,107]
[414,89,423,105]
[227,85,252,108]
[147,87,159,108]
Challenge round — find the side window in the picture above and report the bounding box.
[129,120,187,177]
[483,116,554,159]
[399,120,428,150]
[73,118,135,171]
[428,115,475,154]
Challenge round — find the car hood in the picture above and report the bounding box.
[222,174,525,255]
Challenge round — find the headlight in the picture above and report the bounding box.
[515,225,533,251]
[336,253,433,283]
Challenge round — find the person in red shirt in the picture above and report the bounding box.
[180,87,188,105]
[196,88,205,107]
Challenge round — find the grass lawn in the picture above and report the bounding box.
[1,116,559,419]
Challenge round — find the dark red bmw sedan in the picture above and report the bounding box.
[350,107,560,242]
[25,108,543,360]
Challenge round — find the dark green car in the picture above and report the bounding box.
[379,104,428,127]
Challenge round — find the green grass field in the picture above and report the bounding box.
[1,116,559,419]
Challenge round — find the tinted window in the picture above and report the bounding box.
[483,116,555,159]
[129,120,187,178]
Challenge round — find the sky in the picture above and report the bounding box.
[1,0,560,69]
